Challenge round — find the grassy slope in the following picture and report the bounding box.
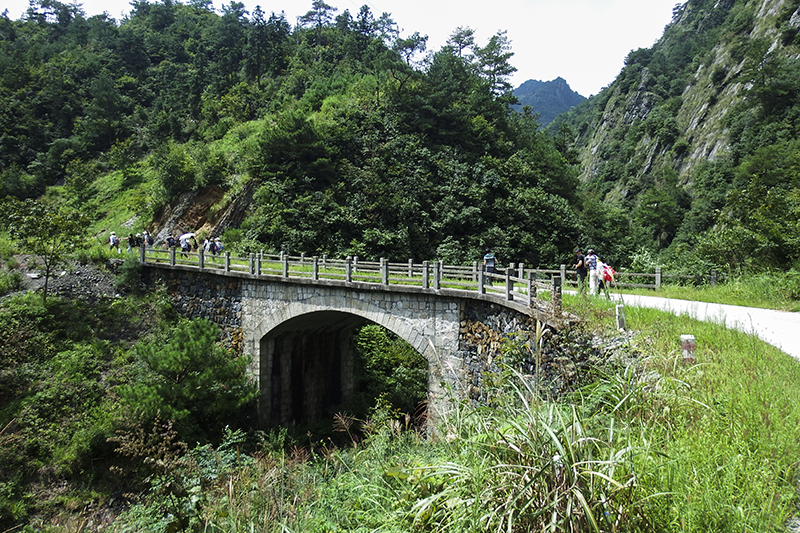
[102,294,800,532]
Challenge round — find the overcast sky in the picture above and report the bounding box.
[2,0,680,97]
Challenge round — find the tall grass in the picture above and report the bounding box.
[105,295,800,533]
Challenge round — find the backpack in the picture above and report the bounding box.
[113,236,120,246]
[166,236,175,248]
[146,234,154,245]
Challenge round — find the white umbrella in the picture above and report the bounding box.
[178,232,195,240]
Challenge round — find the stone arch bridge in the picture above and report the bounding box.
[140,252,572,427]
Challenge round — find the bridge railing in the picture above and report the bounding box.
[140,248,563,310]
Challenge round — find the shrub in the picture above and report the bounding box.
[115,255,144,294]
[118,318,258,443]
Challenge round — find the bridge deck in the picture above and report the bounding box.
[140,248,572,327]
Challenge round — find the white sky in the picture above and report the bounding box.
[2,0,680,97]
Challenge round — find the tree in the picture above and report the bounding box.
[298,0,336,46]
[0,198,88,302]
[446,26,475,59]
[120,318,257,443]
[475,30,516,95]
[393,31,427,66]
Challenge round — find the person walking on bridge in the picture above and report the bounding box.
[586,248,599,295]
[483,249,499,287]
[574,247,587,294]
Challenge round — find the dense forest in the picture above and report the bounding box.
[0,0,583,268]
[3,0,800,529]
[4,0,800,272]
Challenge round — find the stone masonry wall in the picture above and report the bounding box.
[458,301,538,404]
[142,266,244,353]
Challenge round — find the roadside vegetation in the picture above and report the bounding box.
[1,255,798,531]
[101,295,800,533]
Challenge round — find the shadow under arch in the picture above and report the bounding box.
[251,299,435,427]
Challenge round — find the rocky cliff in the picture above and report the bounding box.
[556,0,796,203]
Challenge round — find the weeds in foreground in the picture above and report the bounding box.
[32,293,800,533]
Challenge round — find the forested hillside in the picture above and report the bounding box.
[3,0,800,274]
[5,1,800,530]
[552,0,800,273]
[0,0,583,268]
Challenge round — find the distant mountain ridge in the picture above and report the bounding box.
[512,77,586,126]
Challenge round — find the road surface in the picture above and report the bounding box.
[608,293,800,362]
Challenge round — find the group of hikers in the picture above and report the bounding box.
[482,247,616,297]
[108,230,154,254]
[108,230,223,258]
[573,247,615,297]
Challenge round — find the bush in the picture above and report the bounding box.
[0,270,22,295]
[115,255,144,294]
[352,325,428,418]
[118,318,258,443]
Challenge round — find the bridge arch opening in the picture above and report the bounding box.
[257,310,427,428]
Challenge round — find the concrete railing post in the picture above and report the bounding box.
[472,260,478,283]
[346,256,353,283]
[322,254,327,269]
[552,275,562,315]
[199,249,204,270]
[616,304,626,331]
[433,261,440,290]
[528,270,536,306]
[282,253,288,278]
[224,251,230,272]
[518,262,524,279]
[381,258,389,285]
[478,268,485,294]
[506,262,514,301]
[300,252,305,264]
[408,258,414,277]
[560,264,567,288]
[422,261,430,289]
[249,253,255,275]
[655,266,662,290]
[710,269,717,286]
[170,247,176,266]
[256,254,262,276]
[139,244,146,263]
[353,255,358,273]
[312,256,319,280]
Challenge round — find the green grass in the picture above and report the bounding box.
[104,295,800,533]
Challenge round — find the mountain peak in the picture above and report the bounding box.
[512,78,585,126]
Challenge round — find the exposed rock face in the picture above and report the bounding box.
[149,180,254,245]
[5,255,120,304]
[573,0,787,195]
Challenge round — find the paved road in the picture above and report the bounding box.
[607,293,800,362]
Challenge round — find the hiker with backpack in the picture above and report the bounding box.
[109,232,121,253]
[597,256,612,299]
[483,248,499,287]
